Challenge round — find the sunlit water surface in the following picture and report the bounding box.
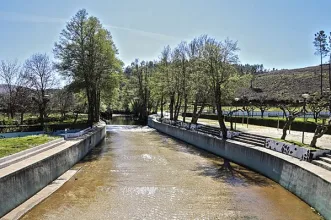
[22,117,321,219]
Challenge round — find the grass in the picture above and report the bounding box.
[0,135,59,158]
[273,138,317,150]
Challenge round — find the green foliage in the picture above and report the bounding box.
[313,30,329,58]
[54,9,123,123]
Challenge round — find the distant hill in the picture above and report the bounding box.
[0,84,60,96]
[238,65,331,102]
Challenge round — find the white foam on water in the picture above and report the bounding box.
[106,125,154,132]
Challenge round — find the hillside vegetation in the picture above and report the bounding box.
[239,65,331,101]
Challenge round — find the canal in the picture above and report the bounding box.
[22,117,321,219]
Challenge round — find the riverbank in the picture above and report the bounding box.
[179,116,331,149]
[21,123,320,219]
[0,135,59,158]
[148,116,331,219]
[0,125,106,218]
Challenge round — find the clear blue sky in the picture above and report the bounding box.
[1,0,331,70]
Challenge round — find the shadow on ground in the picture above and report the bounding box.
[157,132,272,187]
[192,161,273,187]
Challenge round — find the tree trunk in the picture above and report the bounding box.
[261,109,264,118]
[169,94,175,120]
[314,113,318,123]
[321,54,323,94]
[191,97,198,124]
[10,107,14,119]
[174,93,181,121]
[230,117,234,131]
[73,112,79,125]
[160,95,164,118]
[94,89,101,123]
[20,112,24,125]
[215,83,227,139]
[86,87,93,127]
[39,107,45,130]
[281,118,294,140]
[310,124,330,148]
[183,96,188,123]
[310,126,322,148]
[221,159,233,172]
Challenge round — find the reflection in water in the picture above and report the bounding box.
[22,120,322,220]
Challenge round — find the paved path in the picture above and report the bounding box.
[180,117,331,150]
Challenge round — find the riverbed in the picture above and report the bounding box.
[22,118,321,219]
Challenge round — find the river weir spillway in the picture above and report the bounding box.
[22,120,321,219]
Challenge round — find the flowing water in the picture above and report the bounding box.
[22,117,322,219]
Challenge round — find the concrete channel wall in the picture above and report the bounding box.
[148,117,331,219]
[0,126,106,217]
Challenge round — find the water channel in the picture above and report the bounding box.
[22,117,321,219]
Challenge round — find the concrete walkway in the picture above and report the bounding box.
[180,117,331,150]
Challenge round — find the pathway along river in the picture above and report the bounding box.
[22,117,321,219]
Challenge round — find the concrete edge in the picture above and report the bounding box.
[1,169,79,220]
[148,117,331,219]
[0,125,106,217]
[0,126,103,180]
[153,118,331,183]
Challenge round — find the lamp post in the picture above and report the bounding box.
[302,93,310,144]
[234,98,240,130]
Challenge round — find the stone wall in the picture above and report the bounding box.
[0,126,106,217]
[148,117,331,219]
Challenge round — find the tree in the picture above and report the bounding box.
[203,37,239,138]
[188,36,212,124]
[313,30,328,94]
[128,60,151,121]
[254,95,269,118]
[310,118,331,148]
[71,92,87,125]
[52,88,75,120]
[159,46,175,120]
[23,53,57,128]
[54,9,122,126]
[308,95,328,123]
[175,41,189,122]
[279,103,303,140]
[15,86,33,124]
[0,60,22,118]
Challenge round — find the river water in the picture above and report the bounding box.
[22,117,321,219]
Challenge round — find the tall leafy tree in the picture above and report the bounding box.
[203,37,239,138]
[159,46,174,120]
[54,9,122,125]
[187,35,212,124]
[313,30,329,94]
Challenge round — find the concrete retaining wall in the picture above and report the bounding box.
[0,126,106,217]
[148,118,331,219]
